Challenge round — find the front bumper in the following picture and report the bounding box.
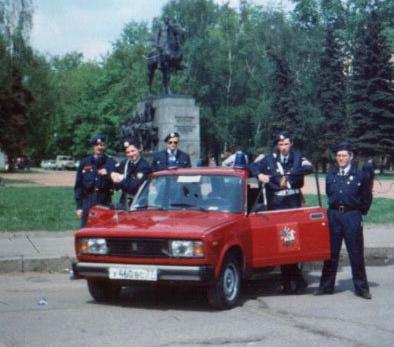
[74,262,214,283]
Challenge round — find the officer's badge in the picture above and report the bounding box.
[137,172,144,179]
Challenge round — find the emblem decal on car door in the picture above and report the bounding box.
[277,223,300,252]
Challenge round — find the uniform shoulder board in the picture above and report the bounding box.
[273,153,277,159]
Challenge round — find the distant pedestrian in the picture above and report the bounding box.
[314,141,373,299]
[222,146,249,167]
[74,134,116,227]
[208,156,217,167]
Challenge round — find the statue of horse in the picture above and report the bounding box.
[147,17,186,95]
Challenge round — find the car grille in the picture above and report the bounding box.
[106,238,170,258]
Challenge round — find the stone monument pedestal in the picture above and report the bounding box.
[136,96,200,164]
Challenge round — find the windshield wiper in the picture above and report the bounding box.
[170,203,208,211]
[131,204,165,211]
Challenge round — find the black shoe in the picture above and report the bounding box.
[282,282,294,295]
[295,280,308,295]
[282,286,293,295]
[313,288,333,296]
[356,291,372,300]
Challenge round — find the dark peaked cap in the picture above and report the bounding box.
[274,131,292,144]
[164,132,180,142]
[89,134,107,145]
[334,141,354,153]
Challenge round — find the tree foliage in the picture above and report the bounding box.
[2,0,394,169]
[349,6,394,159]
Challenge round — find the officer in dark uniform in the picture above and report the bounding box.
[74,134,116,227]
[315,142,373,299]
[111,139,152,209]
[250,131,313,294]
[152,132,191,171]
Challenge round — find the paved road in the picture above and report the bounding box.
[1,266,394,347]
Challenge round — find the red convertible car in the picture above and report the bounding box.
[73,167,330,309]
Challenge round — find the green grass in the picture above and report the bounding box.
[0,187,393,231]
[305,194,394,224]
[0,187,79,231]
[0,187,123,231]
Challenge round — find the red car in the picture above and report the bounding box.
[73,167,330,309]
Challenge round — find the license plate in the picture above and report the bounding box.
[109,267,158,281]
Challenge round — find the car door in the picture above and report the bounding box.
[248,206,330,268]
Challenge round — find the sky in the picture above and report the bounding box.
[31,0,293,61]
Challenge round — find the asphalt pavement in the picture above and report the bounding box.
[0,223,393,273]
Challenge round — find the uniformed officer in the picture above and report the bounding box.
[111,140,152,209]
[315,142,373,299]
[250,131,313,294]
[151,132,191,171]
[74,134,116,227]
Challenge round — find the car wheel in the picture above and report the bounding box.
[207,253,241,309]
[87,280,121,302]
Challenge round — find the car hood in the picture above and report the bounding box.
[76,210,243,239]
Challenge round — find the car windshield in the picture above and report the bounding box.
[131,174,243,213]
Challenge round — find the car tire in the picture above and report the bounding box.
[87,280,121,302]
[207,253,241,309]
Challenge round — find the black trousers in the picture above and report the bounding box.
[319,209,369,293]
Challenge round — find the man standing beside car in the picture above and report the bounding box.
[250,131,313,294]
[314,142,373,299]
[74,134,116,227]
[152,132,191,171]
[111,139,152,209]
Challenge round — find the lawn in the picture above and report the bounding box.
[0,187,393,231]
[0,187,79,231]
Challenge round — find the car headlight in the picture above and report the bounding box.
[78,238,108,255]
[170,240,204,258]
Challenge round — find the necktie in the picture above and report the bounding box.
[283,157,287,166]
[340,169,345,176]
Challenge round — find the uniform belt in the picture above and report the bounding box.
[274,189,300,196]
[331,205,357,213]
[94,188,113,193]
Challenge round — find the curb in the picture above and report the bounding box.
[0,248,393,274]
[0,256,74,274]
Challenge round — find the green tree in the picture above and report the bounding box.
[0,0,34,169]
[317,24,347,169]
[349,7,394,164]
[0,67,33,169]
[267,52,303,148]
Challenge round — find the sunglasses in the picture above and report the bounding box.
[168,141,178,145]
